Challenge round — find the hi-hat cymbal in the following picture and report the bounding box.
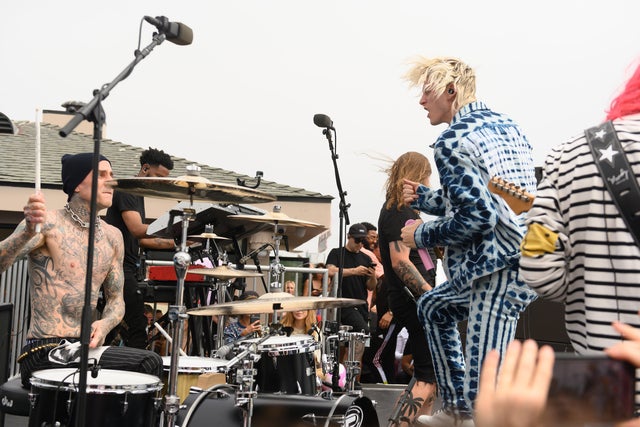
[106,176,276,203]
[189,265,264,280]
[228,210,322,228]
[187,293,366,316]
[188,233,230,240]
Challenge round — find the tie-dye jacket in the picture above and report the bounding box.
[411,101,536,291]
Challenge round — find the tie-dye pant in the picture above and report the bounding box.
[417,264,537,417]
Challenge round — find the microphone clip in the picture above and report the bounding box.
[90,359,101,378]
[237,171,263,189]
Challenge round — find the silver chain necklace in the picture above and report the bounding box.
[64,204,102,236]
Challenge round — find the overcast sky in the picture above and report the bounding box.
[4,1,640,257]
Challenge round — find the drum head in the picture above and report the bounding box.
[30,368,162,393]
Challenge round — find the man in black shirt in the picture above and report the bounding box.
[104,147,176,349]
[325,223,377,374]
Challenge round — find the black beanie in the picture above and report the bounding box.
[61,153,111,202]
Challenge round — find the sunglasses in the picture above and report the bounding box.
[354,237,365,244]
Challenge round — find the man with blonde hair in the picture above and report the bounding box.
[400,56,537,425]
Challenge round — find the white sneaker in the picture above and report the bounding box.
[416,410,475,427]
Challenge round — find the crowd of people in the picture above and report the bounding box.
[2,53,640,427]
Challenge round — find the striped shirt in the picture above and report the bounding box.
[519,115,640,353]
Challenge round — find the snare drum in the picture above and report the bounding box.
[29,368,162,427]
[239,335,319,395]
[161,356,228,403]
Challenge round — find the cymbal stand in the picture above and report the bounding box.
[214,279,232,350]
[268,216,285,293]
[227,333,272,427]
[164,207,195,427]
[342,327,368,395]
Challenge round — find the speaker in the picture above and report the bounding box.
[515,298,574,352]
[0,303,13,384]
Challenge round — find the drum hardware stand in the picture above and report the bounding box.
[163,206,196,427]
[323,324,366,394]
[226,333,272,427]
[268,210,286,293]
[213,279,234,350]
[336,326,368,395]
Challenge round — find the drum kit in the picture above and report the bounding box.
[26,167,379,427]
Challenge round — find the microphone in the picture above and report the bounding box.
[144,16,193,45]
[90,360,101,378]
[238,243,271,264]
[313,113,334,129]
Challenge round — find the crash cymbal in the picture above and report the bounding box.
[228,209,322,228]
[106,176,276,203]
[189,265,264,280]
[188,233,230,240]
[187,293,366,316]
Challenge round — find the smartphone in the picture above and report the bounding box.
[249,314,260,324]
[544,353,635,425]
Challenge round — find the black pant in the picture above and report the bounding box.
[121,269,149,349]
[388,288,436,383]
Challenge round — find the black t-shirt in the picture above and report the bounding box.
[104,190,145,271]
[377,202,436,293]
[325,246,371,307]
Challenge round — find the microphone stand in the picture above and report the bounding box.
[58,31,170,427]
[319,125,351,392]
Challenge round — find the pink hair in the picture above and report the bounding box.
[606,63,640,121]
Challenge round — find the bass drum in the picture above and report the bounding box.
[179,391,379,427]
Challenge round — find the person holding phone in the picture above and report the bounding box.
[326,223,377,381]
[475,318,640,427]
[222,291,262,344]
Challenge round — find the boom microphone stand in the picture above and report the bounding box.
[58,17,191,427]
[313,113,350,391]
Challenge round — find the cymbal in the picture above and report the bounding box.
[106,176,276,203]
[189,265,264,280]
[188,233,230,240]
[187,293,366,316]
[228,210,323,228]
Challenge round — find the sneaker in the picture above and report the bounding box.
[416,409,474,427]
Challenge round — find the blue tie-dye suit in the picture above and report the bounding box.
[412,101,538,417]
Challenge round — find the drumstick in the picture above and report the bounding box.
[154,322,187,356]
[34,108,41,233]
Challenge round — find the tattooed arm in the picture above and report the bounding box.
[389,240,432,296]
[0,193,46,273]
[89,231,125,348]
[120,209,175,250]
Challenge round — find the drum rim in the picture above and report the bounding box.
[242,335,319,355]
[30,368,163,393]
[161,356,228,373]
